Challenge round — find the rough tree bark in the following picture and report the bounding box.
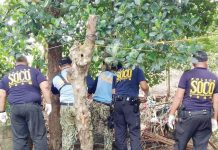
[44,1,63,149]
[68,15,97,150]
[166,67,170,99]
[47,45,62,150]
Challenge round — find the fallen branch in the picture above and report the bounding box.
[142,131,193,150]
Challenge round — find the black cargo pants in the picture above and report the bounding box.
[114,97,141,150]
[10,102,48,150]
[174,111,212,150]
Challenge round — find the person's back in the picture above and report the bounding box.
[115,67,145,97]
[93,71,115,104]
[3,65,43,104]
[89,62,116,150]
[51,57,77,150]
[168,50,218,150]
[113,65,149,150]
[0,55,51,150]
[180,68,218,111]
[52,69,74,103]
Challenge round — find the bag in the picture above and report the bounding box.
[51,73,71,95]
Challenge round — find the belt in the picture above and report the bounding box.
[93,100,111,106]
[11,101,40,105]
[60,102,73,106]
[180,110,211,117]
[115,95,134,101]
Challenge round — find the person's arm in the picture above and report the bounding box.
[213,93,218,120]
[168,88,185,129]
[0,89,7,112]
[88,76,98,94]
[137,68,149,95]
[40,81,51,104]
[35,68,51,104]
[169,88,185,115]
[212,79,218,120]
[168,72,187,129]
[140,81,149,95]
[169,72,187,115]
[40,81,52,115]
[112,75,116,94]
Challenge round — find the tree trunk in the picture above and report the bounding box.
[166,67,170,99]
[68,15,97,150]
[47,45,62,150]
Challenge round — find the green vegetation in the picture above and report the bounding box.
[0,0,217,84]
[1,0,218,147]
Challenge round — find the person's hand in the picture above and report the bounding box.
[139,96,147,103]
[0,112,8,123]
[211,118,218,132]
[87,93,93,100]
[168,114,176,130]
[45,103,52,115]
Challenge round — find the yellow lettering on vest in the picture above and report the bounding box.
[121,70,126,79]
[8,73,15,88]
[116,69,133,81]
[203,82,209,95]
[208,82,215,95]
[190,78,216,100]
[100,74,113,83]
[25,69,32,84]
[117,71,122,81]
[8,69,33,88]
[197,81,204,94]
[190,80,197,94]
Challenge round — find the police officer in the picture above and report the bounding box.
[0,55,51,150]
[89,62,116,150]
[113,64,149,150]
[168,50,218,150]
[51,57,77,150]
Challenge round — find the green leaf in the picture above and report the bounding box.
[104,57,114,64]
[95,0,100,5]
[44,0,51,8]
[139,29,145,38]
[137,53,145,63]
[95,40,105,45]
[134,0,141,6]
[129,50,139,59]
[156,33,164,40]
[114,16,123,23]
[149,32,157,37]
[69,5,77,11]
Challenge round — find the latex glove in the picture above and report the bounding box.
[211,118,218,132]
[150,117,159,123]
[0,112,8,123]
[45,103,52,115]
[168,114,176,130]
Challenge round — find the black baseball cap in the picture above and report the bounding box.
[192,50,208,63]
[59,57,72,66]
[16,55,28,63]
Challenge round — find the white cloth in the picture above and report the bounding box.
[45,103,52,115]
[211,118,218,132]
[0,112,8,123]
[168,114,175,130]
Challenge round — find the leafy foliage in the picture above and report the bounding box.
[0,0,217,86]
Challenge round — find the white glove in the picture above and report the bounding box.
[168,114,176,130]
[45,103,52,116]
[150,117,159,123]
[0,112,8,123]
[211,118,218,132]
